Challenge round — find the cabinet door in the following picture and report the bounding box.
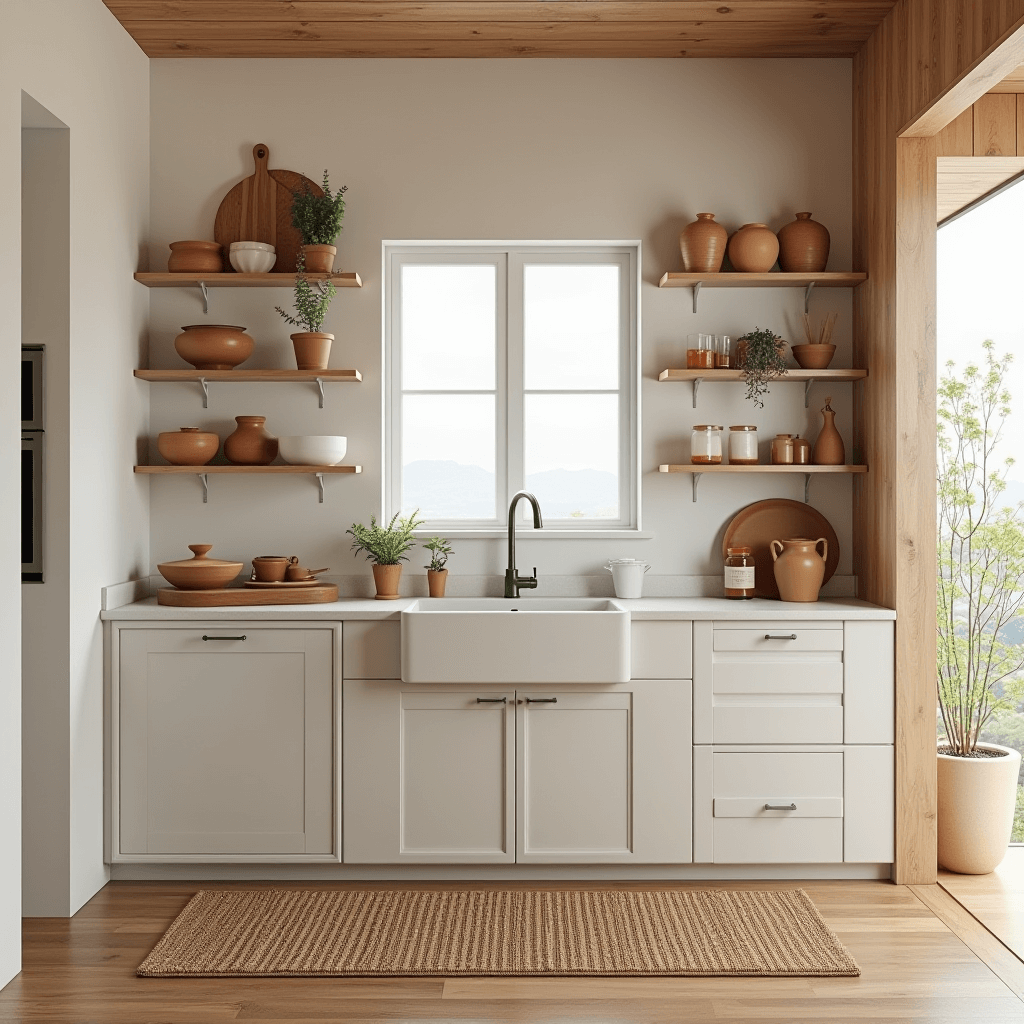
[343,681,514,864]
[516,681,691,864]
[117,627,334,859]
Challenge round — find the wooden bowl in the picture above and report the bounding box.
[791,344,836,370]
[174,324,254,371]
[157,427,219,466]
[167,240,223,274]
[158,544,243,591]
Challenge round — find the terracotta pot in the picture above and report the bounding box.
[727,223,779,273]
[791,343,836,370]
[679,213,728,273]
[223,415,278,465]
[777,212,831,273]
[812,397,846,465]
[174,324,254,371]
[427,568,448,598]
[291,332,333,371]
[938,743,1022,874]
[157,427,219,466]
[301,244,337,274]
[157,544,243,591]
[373,563,403,601]
[770,537,827,602]
[167,240,223,274]
[251,555,292,582]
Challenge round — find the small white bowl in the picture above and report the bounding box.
[229,249,277,273]
[230,240,275,252]
[278,435,347,466]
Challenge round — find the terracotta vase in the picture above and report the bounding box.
[727,223,779,273]
[167,240,223,274]
[679,213,728,273]
[301,244,336,274]
[770,537,827,602]
[777,212,831,273]
[157,427,219,466]
[373,563,403,601]
[223,415,278,465]
[174,324,254,371]
[427,568,448,598]
[291,332,333,371]
[812,396,846,465]
[938,743,1022,873]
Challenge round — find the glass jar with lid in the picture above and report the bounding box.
[686,333,715,370]
[724,546,755,600]
[770,434,795,464]
[728,425,758,465]
[690,425,723,464]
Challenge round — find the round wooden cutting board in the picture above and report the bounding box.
[722,498,840,600]
[214,143,323,274]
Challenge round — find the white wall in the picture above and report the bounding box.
[0,0,149,957]
[148,59,853,587]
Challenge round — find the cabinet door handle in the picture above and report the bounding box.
[476,697,507,704]
[202,635,247,641]
[764,803,797,811]
[764,634,797,641]
[525,697,558,703]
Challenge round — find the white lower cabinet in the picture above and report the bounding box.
[113,625,337,861]
[343,679,692,864]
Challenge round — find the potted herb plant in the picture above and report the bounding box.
[424,536,453,598]
[291,170,347,273]
[937,341,1024,873]
[736,327,788,407]
[275,250,337,371]
[347,511,423,600]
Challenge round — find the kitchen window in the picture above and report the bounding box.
[384,243,639,533]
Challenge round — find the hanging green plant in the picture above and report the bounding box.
[737,327,788,407]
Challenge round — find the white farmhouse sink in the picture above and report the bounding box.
[400,598,630,683]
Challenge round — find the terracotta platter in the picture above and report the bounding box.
[722,499,839,599]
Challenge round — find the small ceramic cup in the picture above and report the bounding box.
[251,555,291,583]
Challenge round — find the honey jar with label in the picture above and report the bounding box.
[724,546,756,600]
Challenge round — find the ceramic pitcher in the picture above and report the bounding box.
[770,537,828,602]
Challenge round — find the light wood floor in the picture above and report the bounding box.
[2,879,1024,1022]
[940,847,1024,962]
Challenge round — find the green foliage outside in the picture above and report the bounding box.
[1015,785,1024,843]
[937,342,1024,756]
[291,170,347,246]
[738,327,787,408]
[423,536,453,572]
[275,250,337,333]
[347,511,423,566]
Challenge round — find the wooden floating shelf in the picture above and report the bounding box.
[134,465,361,474]
[658,272,866,289]
[134,272,362,288]
[659,368,867,383]
[136,369,361,382]
[658,463,867,503]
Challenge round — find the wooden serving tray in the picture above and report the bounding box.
[157,584,338,607]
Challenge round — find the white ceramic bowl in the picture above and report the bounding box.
[230,240,275,252]
[278,435,347,466]
[229,248,277,273]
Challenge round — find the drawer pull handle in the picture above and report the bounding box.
[764,634,797,641]
[476,697,507,704]
[526,697,558,703]
[202,634,247,641]
[764,803,797,811]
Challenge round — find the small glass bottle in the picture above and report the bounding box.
[728,425,758,465]
[715,335,732,368]
[690,425,723,464]
[724,546,756,600]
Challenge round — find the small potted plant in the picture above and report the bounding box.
[736,326,788,408]
[291,170,347,273]
[424,536,453,598]
[275,250,337,371]
[347,510,423,600]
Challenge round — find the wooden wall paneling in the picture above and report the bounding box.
[936,156,1024,222]
[935,107,973,155]
[973,93,1018,154]
[989,61,1024,91]
[1019,94,1024,151]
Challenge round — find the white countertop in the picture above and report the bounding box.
[101,595,894,621]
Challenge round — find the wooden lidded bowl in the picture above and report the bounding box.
[158,544,244,591]
[167,240,223,274]
[157,427,219,466]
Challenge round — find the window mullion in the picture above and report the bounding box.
[506,252,525,503]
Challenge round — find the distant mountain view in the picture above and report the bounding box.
[402,460,618,520]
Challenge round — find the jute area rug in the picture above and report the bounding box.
[137,888,859,978]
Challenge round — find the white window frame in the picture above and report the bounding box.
[383,241,641,537]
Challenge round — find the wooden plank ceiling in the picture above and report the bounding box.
[103,1,899,58]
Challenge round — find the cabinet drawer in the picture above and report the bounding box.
[712,703,843,743]
[713,626,844,652]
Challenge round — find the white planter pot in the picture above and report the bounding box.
[937,742,1021,874]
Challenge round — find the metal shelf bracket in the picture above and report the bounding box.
[199,473,209,504]
[692,281,702,314]
[804,473,811,504]
[198,280,210,315]
[692,377,703,409]
[315,377,326,409]
[804,281,815,313]
[198,376,210,409]
[692,472,702,503]
[315,472,325,503]
[805,379,813,408]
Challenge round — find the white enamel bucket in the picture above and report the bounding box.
[603,558,651,599]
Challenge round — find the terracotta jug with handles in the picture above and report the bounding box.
[770,537,827,602]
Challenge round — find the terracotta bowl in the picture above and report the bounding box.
[158,544,243,591]
[167,240,223,274]
[174,324,254,371]
[157,427,219,466]
[791,344,836,370]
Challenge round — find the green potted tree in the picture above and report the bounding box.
[275,250,337,371]
[937,341,1024,873]
[424,536,453,598]
[347,511,423,600]
[291,170,347,273]
[736,327,788,407]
